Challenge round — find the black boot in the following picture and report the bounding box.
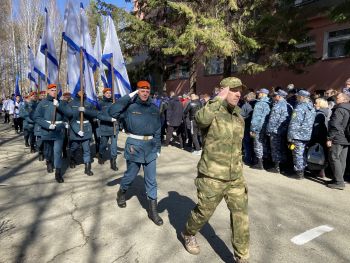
[148,199,163,226]
[70,158,76,169]
[290,170,304,180]
[46,161,54,173]
[269,162,280,174]
[62,150,67,159]
[55,168,64,183]
[25,141,29,147]
[116,188,126,208]
[110,158,118,171]
[98,153,104,165]
[84,162,93,176]
[252,158,264,170]
[38,152,44,161]
[30,146,36,153]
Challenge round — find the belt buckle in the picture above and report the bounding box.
[143,136,149,141]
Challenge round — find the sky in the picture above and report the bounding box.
[57,0,133,15]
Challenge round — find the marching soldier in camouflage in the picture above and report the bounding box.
[266,90,293,173]
[182,77,249,263]
[250,88,271,170]
[287,90,316,179]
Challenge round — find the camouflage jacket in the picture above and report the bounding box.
[196,97,244,181]
[266,99,293,135]
[287,100,316,141]
[250,96,271,133]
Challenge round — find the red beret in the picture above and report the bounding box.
[29,91,37,96]
[137,80,150,90]
[40,91,46,95]
[47,84,57,90]
[103,88,111,94]
[63,92,71,96]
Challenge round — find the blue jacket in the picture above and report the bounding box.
[288,100,316,141]
[59,97,112,141]
[34,95,66,140]
[109,94,161,163]
[20,101,38,132]
[250,96,271,133]
[97,96,118,137]
[266,99,293,135]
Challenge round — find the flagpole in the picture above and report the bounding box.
[79,48,84,132]
[111,55,116,137]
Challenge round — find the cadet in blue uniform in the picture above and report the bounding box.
[266,90,293,173]
[35,91,47,161]
[287,90,316,179]
[34,84,66,183]
[109,80,163,226]
[250,88,271,169]
[61,92,72,159]
[98,88,119,171]
[20,92,38,153]
[57,91,115,176]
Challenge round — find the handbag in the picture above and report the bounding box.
[307,143,325,166]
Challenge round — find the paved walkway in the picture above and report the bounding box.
[0,120,349,263]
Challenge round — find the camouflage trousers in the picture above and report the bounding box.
[253,132,268,159]
[292,140,307,172]
[270,133,287,163]
[185,174,249,259]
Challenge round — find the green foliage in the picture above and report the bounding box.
[329,0,350,22]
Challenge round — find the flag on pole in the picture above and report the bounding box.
[40,7,58,85]
[80,3,99,107]
[14,75,21,97]
[34,37,46,91]
[62,0,81,96]
[102,15,131,98]
[94,25,107,89]
[27,45,37,91]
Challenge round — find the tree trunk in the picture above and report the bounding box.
[223,56,232,78]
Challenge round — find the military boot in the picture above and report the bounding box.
[55,168,64,183]
[147,199,163,226]
[70,158,76,169]
[84,162,93,176]
[252,158,264,170]
[46,161,54,173]
[110,158,118,171]
[269,162,280,173]
[235,258,249,263]
[181,232,200,255]
[290,170,304,180]
[116,188,126,208]
[25,141,30,147]
[30,146,36,153]
[98,153,104,165]
[38,152,44,161]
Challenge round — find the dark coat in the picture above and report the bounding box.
[20,101,37,132]
[109,94,161,163]
[34,95,66,140]
[310,108,329,147]
[166,97,183,127]
[98,96,118,137]
[328,103,350,145]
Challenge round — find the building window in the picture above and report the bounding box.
[168,62,189,80]
[323,28,350,59]
[296,36,316,54]
[204,57,224,75]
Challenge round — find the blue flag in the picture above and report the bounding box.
[102,15,131,98]
[15,75,21,97]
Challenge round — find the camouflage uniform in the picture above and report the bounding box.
[266,98,292,163]
[184,95,249,260]
[287,99,316,171]
[250,96,271,159]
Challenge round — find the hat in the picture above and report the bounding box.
[257,88,269,95]
[40,91,46,95]
[137,80,150,90]
[103,88,111,94]
[47,84,57,90]
[63,92,71,96]
[297,90,310,97]
[273,90,288,97]
[219,77,247,91]
[29,91,37,97]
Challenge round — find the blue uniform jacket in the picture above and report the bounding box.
[97,96,119,137]
[109,94,161,163]
[34,95,66,140]
[58,97,112,141]
[250,96,271,133]
[20,101,38,132]
[288,100,316,141]
[266,99,293,135]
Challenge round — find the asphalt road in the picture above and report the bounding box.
[0,121,349,263]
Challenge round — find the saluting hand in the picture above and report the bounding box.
[217,87,229,100]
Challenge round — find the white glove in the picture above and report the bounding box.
[78,130,84,137]
[157,152,160,158]
[111,118,117,122]
[53,99,59,107]
[128,90,138,98]
[49,124,56,130]
[65,122,69,129]
[78,107,85,112]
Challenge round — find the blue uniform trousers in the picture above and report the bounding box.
[36,136,44,154]
[70,139,91,163]
[253,132,265,159]
[270,134,287,163]
[292,140,307,172]
[44,139,63,168]
[120,159,157,200]
[99,134,118,159]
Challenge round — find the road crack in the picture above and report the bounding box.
[110,243,136,263]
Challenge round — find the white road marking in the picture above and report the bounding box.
[291,225,334,245]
